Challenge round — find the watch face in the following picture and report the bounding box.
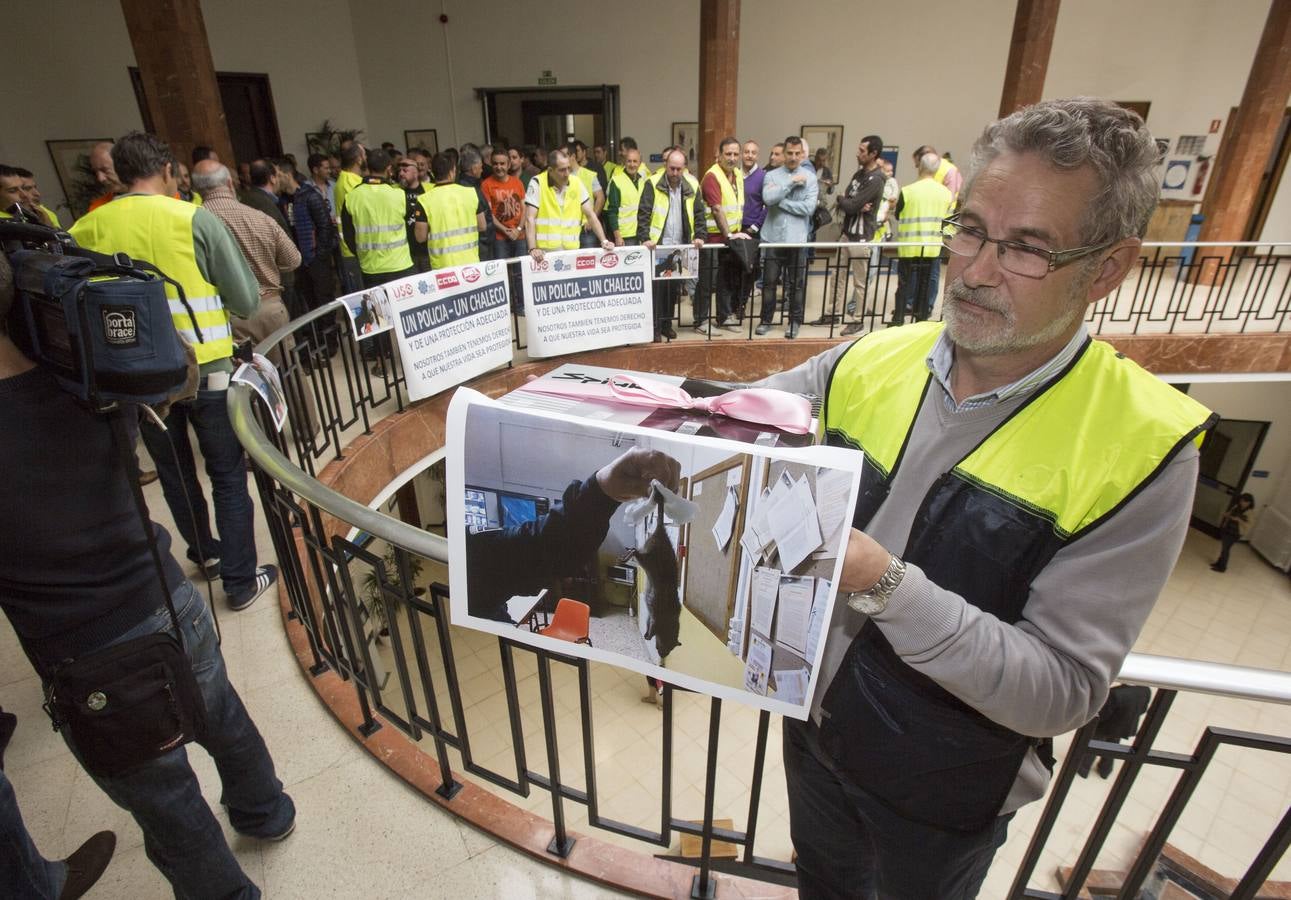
[847,591,886,616]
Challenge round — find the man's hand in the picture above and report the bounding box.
[692,238,705,249]
[791,173,808,185]
[839,529,895,593]
[529,247,545,263]
[600,239,615,252]
[596,447,682,502]
[728,232,751,240]
[644,239,658,250]
[614,236,625,247]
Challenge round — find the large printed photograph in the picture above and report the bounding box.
[446,389,863,718]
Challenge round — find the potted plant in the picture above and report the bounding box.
[360,545,423,639]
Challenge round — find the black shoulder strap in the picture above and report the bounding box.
[66,246,206,345]
[107,408,186,646]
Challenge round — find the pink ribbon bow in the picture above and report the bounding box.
[517,373,813,435]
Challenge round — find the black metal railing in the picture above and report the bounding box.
[230,289,1291,898]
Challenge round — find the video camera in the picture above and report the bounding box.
[0,219,200,412]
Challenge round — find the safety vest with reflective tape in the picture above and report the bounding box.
[68,194,233,364]
[609,169,647,240]
[701,163,743,234]
[346,181,412,274]
[819,321,1216,828]
[533,171,588,250]
[418,183,479,269]
[646,170,699,244]
[895,178,953,258]
[334,169,363,257]
[935,157,960,195]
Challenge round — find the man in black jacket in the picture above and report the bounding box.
[637,149,707,341]
[832,135,886,336]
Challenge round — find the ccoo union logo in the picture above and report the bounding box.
[575,255,596,270]
[435,271,460,289]
[599,253,619,269]
[462,266,481,283]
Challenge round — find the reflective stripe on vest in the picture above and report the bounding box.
[895,179,953,258]
[334,170,363,257]
[534,171,586,250]
[824,321,1216,538]
[647,171,698,243]
[701,163,744,234]
[346,182,412,274]
[67,193,233,364]
[610,170,647,239]
[419,183,480,268]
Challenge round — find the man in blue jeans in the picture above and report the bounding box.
[0,248,296,898]
[69,131,278,610]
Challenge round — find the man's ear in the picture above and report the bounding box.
[1086,237,1141,304]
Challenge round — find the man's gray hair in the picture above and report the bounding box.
[969,97,1159,245]
[917,152,941,176]
[191,163,231,193]
[459,149,482,172]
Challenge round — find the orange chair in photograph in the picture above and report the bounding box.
[539,598,592,646]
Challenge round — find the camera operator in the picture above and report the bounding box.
[0,248,296,898]
[69,131,279,611]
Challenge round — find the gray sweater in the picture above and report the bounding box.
[759,341,1199,811]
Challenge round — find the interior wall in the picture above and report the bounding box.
[1187,380,1291,530]
[0,0,367,221]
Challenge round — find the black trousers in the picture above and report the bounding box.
[761,247,807,325]
[694,244,741,325]
[784,718,1011,900]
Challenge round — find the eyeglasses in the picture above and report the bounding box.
[941,214,1112,279]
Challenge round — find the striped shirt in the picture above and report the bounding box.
[926,325,1088,412]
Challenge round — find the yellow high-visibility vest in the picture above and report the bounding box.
[533,171,588,251]
[68,194,233,363]
[701,163,743,234]
[346,181,413,274]
[334,169,363,258]
[419,183,480,269]
[609,169,648,240]
[895,178,954,258]
[646,170,699,244]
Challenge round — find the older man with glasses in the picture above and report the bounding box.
[757,98,1217,899]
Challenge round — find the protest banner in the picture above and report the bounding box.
[386,262,514,401]
[520,248,653,357]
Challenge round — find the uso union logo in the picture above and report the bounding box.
[462,266,481,283]
[575,255,596,270]
[435,271,460,289]
[599,253,619,269]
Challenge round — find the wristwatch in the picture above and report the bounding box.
[843,555,907,616]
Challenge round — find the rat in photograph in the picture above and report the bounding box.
[629,487,682,660]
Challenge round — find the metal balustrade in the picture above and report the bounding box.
[229,255,1291,897]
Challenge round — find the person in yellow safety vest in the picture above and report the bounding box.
[333,142,366,293]
[418,152,485,269]
[524,147,614,262]
[893,151,955,324]
[68,130,282,611]
[341,147,426,288]
[912,143,964,200]
[637,148,707,342]
[0,165,42,223]
[605,148,650,246]
[9,167,63,226]
[616,136,650,179]
[566,140,606,249]
[757,98,1216,900]
[695,136,751,333]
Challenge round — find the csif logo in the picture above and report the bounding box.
[462,266,481,283]
[435,271,460,289]
[575,255,596,270]
[623,251,644,265]
[599,252,619,269]
[484,261,500,276]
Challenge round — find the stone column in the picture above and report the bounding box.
[1197,0,1291,254]
[697,0,740,170]
[998,0,1061,117]
[119,0,234,170]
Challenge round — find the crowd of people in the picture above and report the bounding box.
[2,129,966,346]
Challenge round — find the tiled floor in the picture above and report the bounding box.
[3,320,1290,897]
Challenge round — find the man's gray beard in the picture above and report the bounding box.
[942,279,1087,356]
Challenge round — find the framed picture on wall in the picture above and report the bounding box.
[671,122,698,168]
[403,129,439,154]
[800,125,844,181]
[880,145,900,178]
[45,138,112,221]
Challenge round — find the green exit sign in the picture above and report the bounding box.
[538,76,557,85]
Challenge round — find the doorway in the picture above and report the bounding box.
[129,68,284,164]
[1241,107,1291,242]
[477,85,620,154]
[1192,417,1270,536]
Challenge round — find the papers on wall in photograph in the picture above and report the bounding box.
[652,246,699,280]
[342,285,394,340]
[383,263,514,401]
[519,248,653,357]
[445,387,863,718]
